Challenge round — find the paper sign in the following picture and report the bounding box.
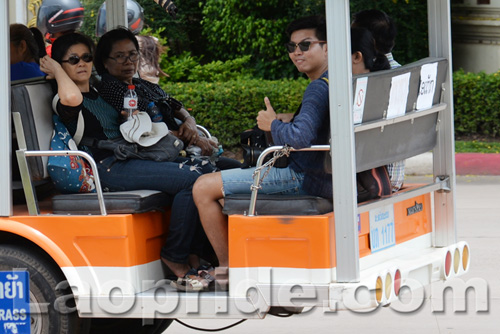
[416,62,438,110]
[353,77,368,124]
[369,204,396,253]
[386,72,411,119]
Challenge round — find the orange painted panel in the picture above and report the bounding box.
[228,214,335,269]
[394,194,432,243]
[1,210,169,268]
[358,212,371,258]
[228,192,432,270]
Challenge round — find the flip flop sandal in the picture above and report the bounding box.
[200,267,229,291]
[170,269,207,292]
[198,270,216,290]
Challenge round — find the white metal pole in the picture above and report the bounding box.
[1,1,12,216]
[428,0,457,246]
[106,0,128,32]
[325,0,360,282]
[9,0,27,24]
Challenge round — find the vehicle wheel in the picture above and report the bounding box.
[89,318,173,334]
[0,244,89,334]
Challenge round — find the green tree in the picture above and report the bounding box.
[80,0,103,41]
[81,0,428,80]
[201,0,325,79]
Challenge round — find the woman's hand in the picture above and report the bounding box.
[177,116,198,146]
[39,55,83,107]
[195,137,218,156]
[121,109,140,119]
[39,55,63,80]
[257,97,277,132]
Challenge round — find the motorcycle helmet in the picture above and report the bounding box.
[96,0,144,37]
[37,0,84,39]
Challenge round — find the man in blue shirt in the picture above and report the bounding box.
[188,16,331,290]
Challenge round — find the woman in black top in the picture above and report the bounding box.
[94,27,241,170]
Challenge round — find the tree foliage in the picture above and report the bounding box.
[200,0,325,79]
[80,0,428,81]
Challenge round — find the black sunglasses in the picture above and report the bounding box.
[285,40,326,53]
[61,53,93,65]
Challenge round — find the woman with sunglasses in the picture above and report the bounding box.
[40,32,217,292]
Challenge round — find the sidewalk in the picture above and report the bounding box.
[406,152,500,175]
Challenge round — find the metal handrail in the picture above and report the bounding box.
[357,176,450,214]
[22,150,107,216]
[353,103,446,133]
[248,145,330,216]
[247,146,450,218]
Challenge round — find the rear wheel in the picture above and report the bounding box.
[0,244,89,334]
[89,318,173,334]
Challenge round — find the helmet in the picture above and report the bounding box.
[37,0,84,38]
[96,0,144,37]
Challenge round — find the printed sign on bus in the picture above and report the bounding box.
[369,204,396,253]
[0,271,30,334]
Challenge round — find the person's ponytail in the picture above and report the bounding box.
[372,53,390,72]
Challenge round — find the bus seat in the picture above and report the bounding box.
[222,194,333,216]
[52,190,172,215]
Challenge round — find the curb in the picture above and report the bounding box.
[405,153,500,175]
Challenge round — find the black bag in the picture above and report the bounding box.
[356,166,392,203]
[154,96,183,131]
[240,126,288,168]
[81,134,184,162]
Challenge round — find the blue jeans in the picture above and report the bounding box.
[221,166,307,196]
[98,156,215,264]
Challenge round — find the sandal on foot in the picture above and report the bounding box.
[205,267,229,291]
[198,270,217,290]
[170,269,207,292]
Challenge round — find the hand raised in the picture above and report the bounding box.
[256,97,277,132]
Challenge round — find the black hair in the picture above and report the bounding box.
[29,27,47,61]
[10,23,40,64]
[94,27,139,75]
[286,15,327,42]
[51,32,95,64]
[352,9,397,54]
[351,27,390,72]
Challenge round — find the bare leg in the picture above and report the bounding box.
[161,258,191,278]
[193,172,229,267]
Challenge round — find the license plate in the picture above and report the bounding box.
[369,204,396,253]
[0,271,30,334]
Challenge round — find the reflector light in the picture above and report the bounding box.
[462,244,470,271]
[394,269,401,296]
[385,273,392,300]
[445,250,452,277]
[376,276,383,304]
[454,248,460,274]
